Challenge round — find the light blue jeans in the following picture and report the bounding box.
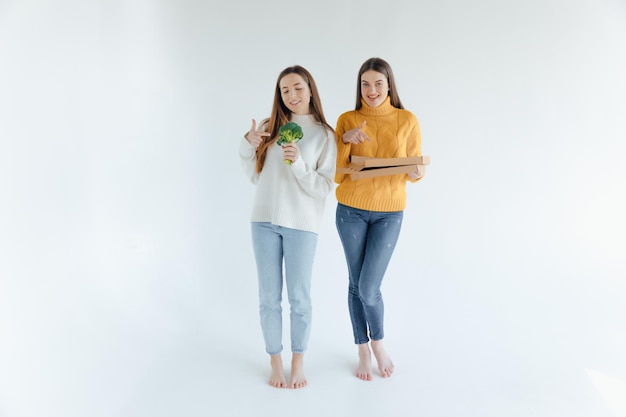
[335,203,403,344]
[251,222,318,355]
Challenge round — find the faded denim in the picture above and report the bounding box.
[251,222,317,355]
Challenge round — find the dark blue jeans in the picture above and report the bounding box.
[335,203,403,344]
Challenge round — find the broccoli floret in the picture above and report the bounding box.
[277,122,304,165]
[277,122,304,146]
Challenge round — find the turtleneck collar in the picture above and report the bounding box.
[290,113,317,126]
[359,96,394,117]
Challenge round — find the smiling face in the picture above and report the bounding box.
[279,73,311,115]
[360,70,389,108]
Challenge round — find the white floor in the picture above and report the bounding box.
[2,237,625,417]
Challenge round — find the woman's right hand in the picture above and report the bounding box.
[341,120,369,144]
[245,119,270,149]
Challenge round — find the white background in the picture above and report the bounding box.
[1,1,625,416]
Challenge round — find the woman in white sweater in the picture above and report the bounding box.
[240,65,336,389]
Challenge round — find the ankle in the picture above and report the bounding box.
[371,339,385,351]
[357,343,371,357]
[291,353,304,366]
[270,354,283,366]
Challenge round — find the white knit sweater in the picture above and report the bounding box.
[239,114,337,234]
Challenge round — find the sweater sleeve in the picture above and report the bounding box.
[334,113,353,184]
[405,112,424,183]
[291,129,337,199]
[239,136,260,184]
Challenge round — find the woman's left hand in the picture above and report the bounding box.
[408,164,425,180]
[282,143,300,164]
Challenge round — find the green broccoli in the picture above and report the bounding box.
[277,122,304,164]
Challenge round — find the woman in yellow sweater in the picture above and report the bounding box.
[335,57,424,381]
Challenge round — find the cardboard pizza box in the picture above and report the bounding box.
[337,155,430,180]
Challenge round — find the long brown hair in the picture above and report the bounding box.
[355,57,404,110]
[255,65,334,173]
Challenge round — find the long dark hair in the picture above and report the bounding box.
[256,65,334,173]
[355,57,404,110]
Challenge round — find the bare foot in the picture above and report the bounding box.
[269,354,287,388]
[355,343,373,381]
[371,339,394,378]
[290,353,307,389]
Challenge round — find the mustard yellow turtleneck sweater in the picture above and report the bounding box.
[335,96,423,212]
